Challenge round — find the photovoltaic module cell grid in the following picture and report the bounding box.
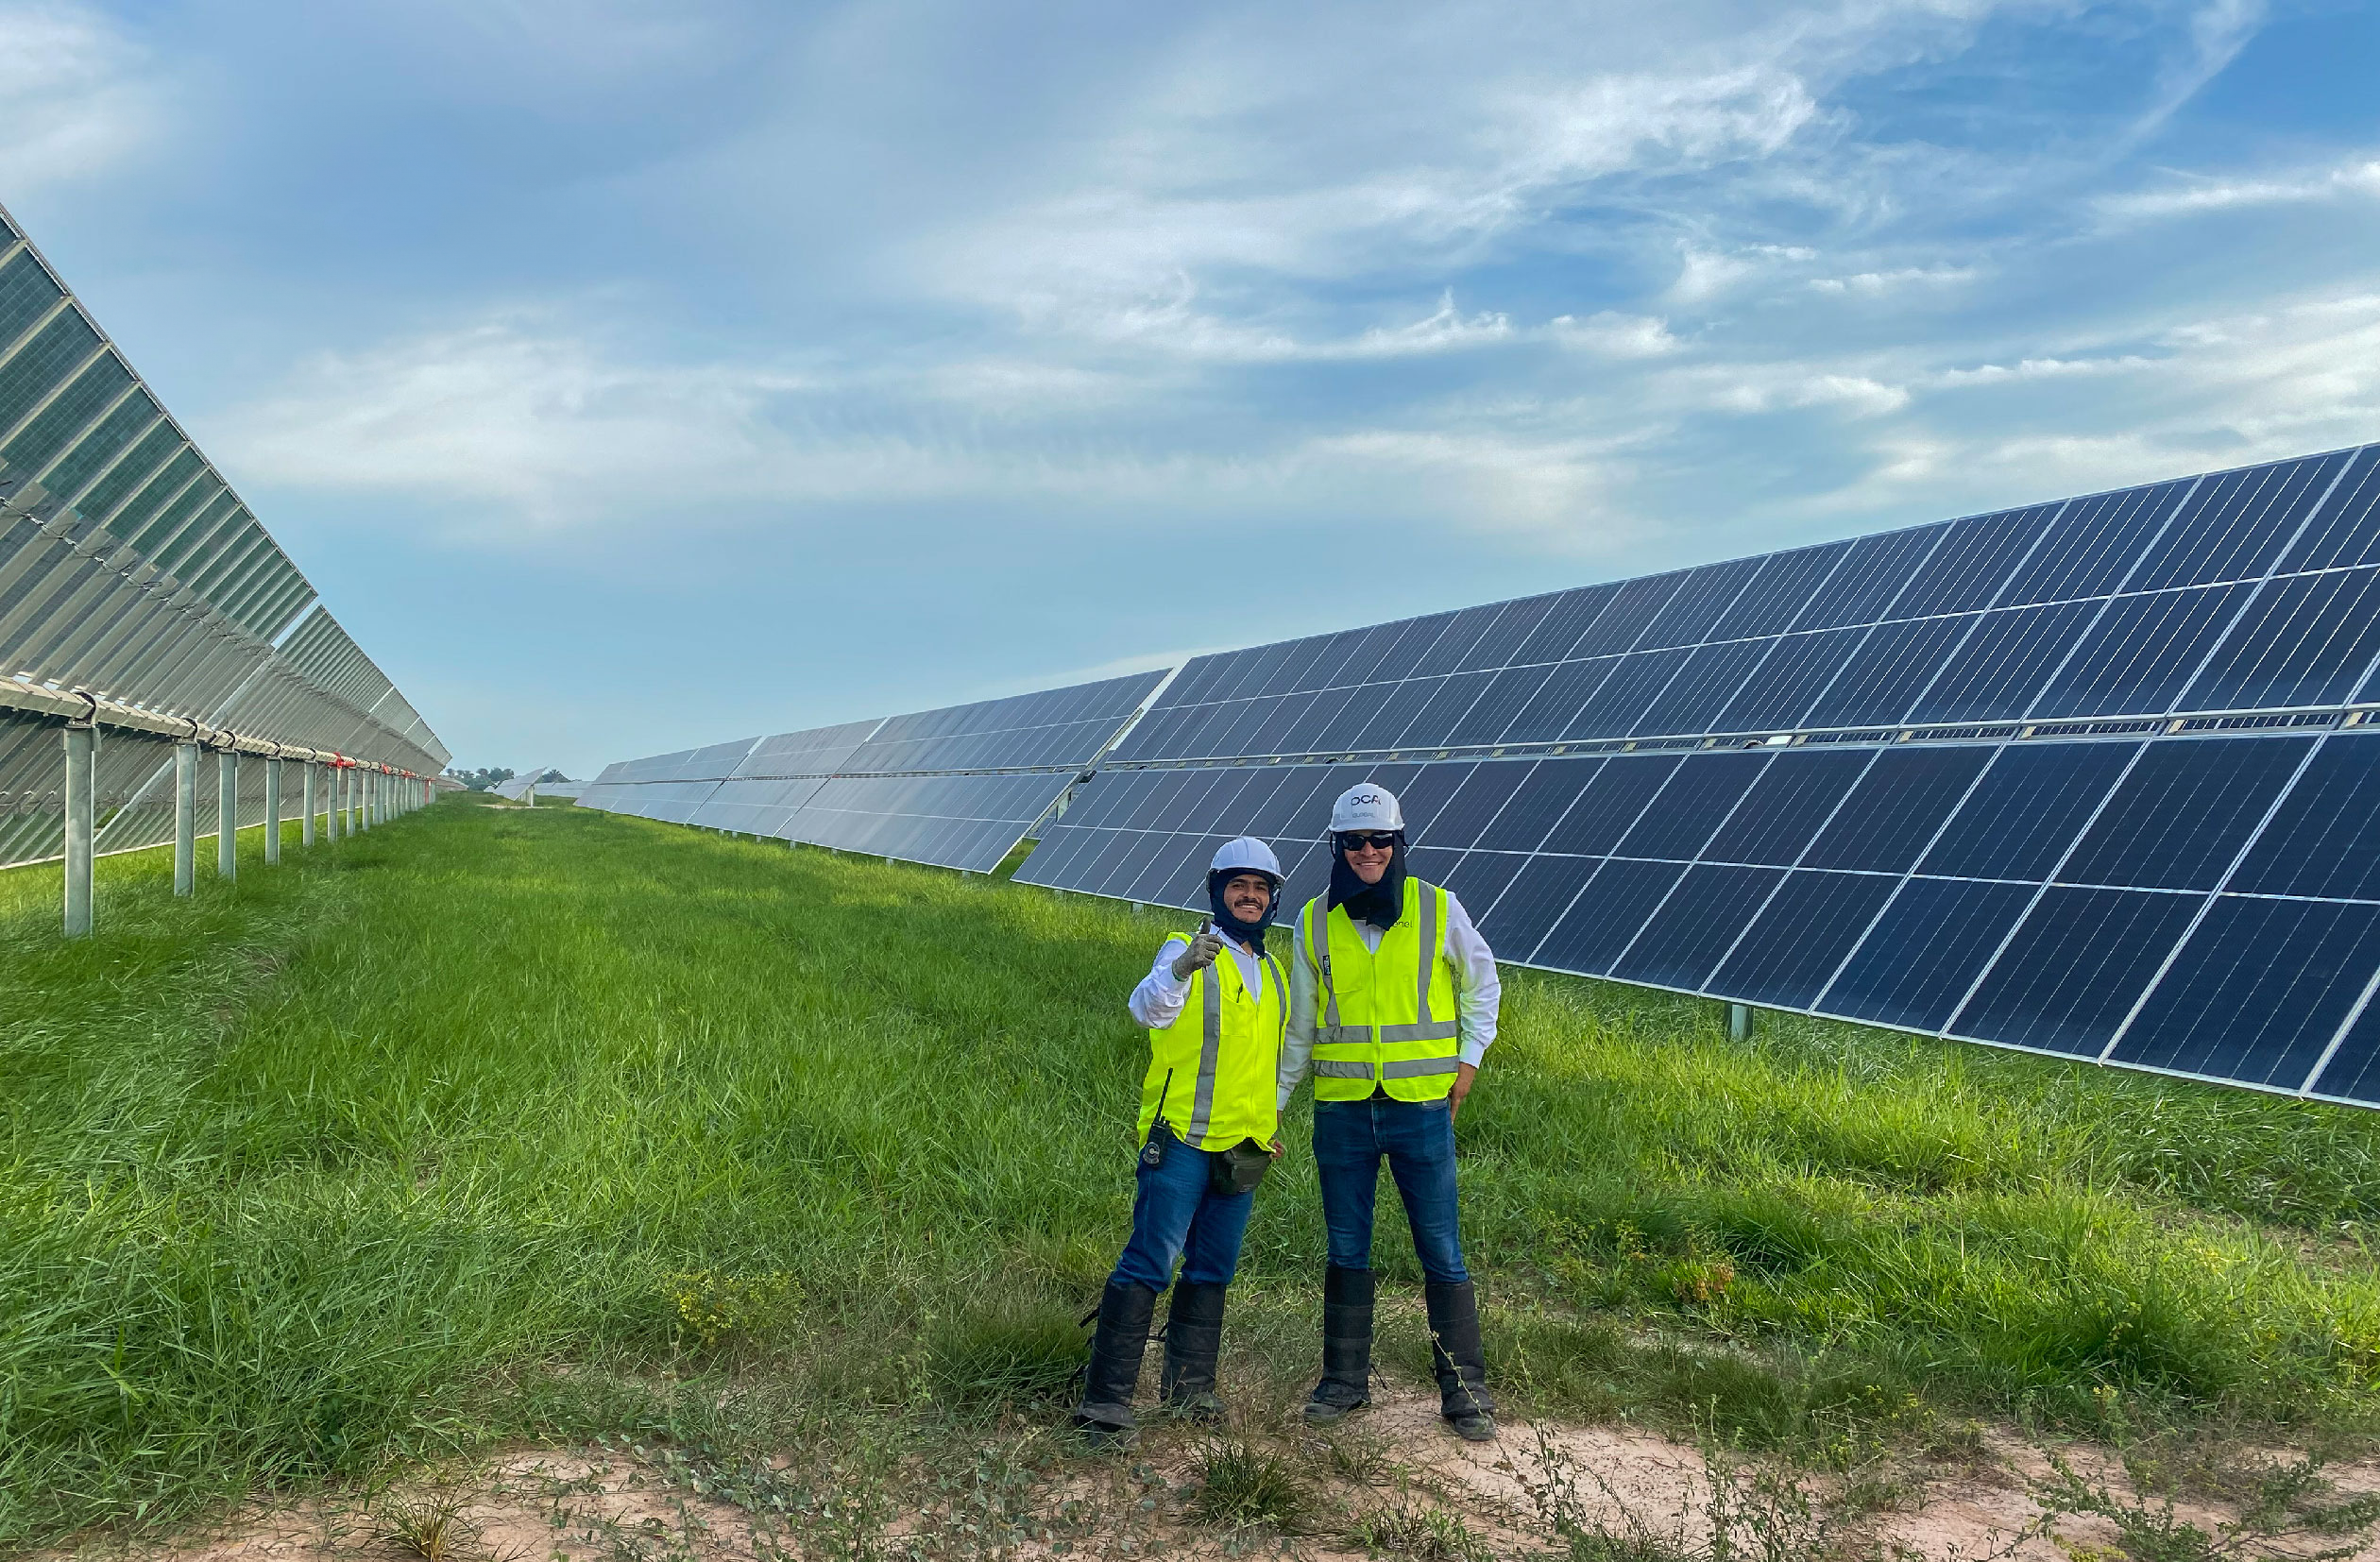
[1111,446,2380,764]
[1022,444,2380,1107]
[579,671,1164,874]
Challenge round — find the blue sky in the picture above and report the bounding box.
[6,0,2378,778]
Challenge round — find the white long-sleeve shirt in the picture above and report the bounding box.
[1277,889,1500,1110]
[1128,929,1270,1028]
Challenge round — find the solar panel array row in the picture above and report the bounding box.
[577,672,1164,873]
[1024,444,2380,1106]
[1023,732,2380,1099]
[848,682,1164,773]
[0,201,443,870]
[1114,449,2380,764]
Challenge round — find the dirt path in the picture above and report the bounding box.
[45,1386,2380,1560]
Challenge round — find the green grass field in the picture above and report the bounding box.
[9,795,2380,1548]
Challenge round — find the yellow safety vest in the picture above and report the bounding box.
[1140,934,1287,1150]
[1300,879,1462,1102]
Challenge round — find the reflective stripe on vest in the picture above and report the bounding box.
[1183,945,1286,1145]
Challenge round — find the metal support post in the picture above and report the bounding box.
[174,742,197,893]
[302,763,317,847]
[1727,1003,1753,1043]
[363,773,374,831]
[264,757,282,863]
[63,723,94,937]
[217,750,238,880]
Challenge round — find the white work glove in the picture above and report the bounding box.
[1170,925,1226,981]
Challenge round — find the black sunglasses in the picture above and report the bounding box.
[1338,831,1400,852]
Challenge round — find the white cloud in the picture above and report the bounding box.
[1489,62,1822,192]
[1809,265,1980,295]
[217,316,957,530]
[215,307,1589,540]
[1547,312,1679,357]
[931,34,1841,348]
[1342,294,1514,358]
[2101,155,2380,220]
[1797,287,2380,518]
[1025,285,1515,364]
[1656,362,1912,417]
[2133,0,2268,140]
[0,3,166,193]
[1293,426,1654,553]
[1668,244,1818,304]
[1926,353,2154,387]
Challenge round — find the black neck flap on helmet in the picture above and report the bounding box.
[1208,868,1280,953]
[1328,834,1407,928]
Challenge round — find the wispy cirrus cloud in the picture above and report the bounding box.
[0,2,169,194]
[1809,265,1981,295]
[2101,154,2380,220]
[1547,312,1679,358]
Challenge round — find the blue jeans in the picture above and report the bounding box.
[1109,1130,1256,1292]
[1314,1095,1470,1283]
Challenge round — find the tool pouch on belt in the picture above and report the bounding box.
[1209,1138,1273,1197]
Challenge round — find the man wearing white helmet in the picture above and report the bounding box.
[1279,783,1503,1441]
[1071,836,1289,1445]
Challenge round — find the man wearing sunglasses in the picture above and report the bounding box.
[1279,783,1502,1441]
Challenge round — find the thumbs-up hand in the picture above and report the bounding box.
[1170,925,1226,980]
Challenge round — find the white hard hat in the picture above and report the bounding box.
[1210,836,1283,882]
[1330,784,1405,834]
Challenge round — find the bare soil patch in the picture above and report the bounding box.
[41,1384,2380,1561]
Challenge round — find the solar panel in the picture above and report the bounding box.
[687,720,881,835]
[1024,443,2380,1106]
[579,672,1164,873]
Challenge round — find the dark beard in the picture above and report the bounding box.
[1328,840,1407,928]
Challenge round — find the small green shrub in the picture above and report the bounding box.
[1190,1438,1311,1532]
[662,1268,801,1350]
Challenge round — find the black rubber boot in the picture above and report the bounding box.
[1071,1281,1157,1446]
[1160,1281,1228,1422]
[1425,1278,1497,1441]
[1302,1265,1375,1425]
